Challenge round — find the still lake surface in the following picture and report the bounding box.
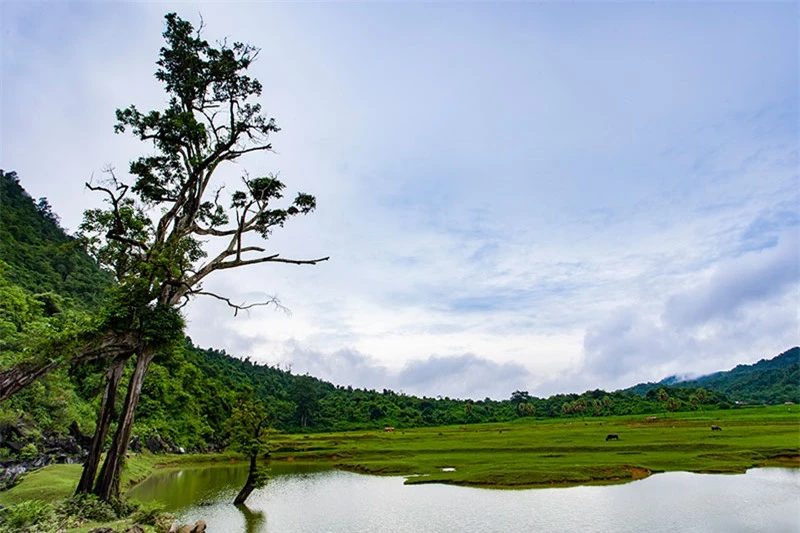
[127,462,800,533]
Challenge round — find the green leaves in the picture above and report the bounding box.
[90,13,323,313]
[226,397,271,458]
[231,176,317,238]
[0,171,111,309]
[247,175,285,202]
[291,193,317,215]
[98,283,184,348]
[0,266,99,375]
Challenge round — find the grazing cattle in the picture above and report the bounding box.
[711,425,722,431]
[384,427,395,432]
[605,433,620,441]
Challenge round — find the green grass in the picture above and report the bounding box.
[2,406,798,516]
[268,405,800,488]
[0,464,83,506]
[0,453,238,532]
[0,451,242,508]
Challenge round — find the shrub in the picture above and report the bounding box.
[18,443,37,460]
[108,496,138,518]
[58,494,117,523]
[130,500,173,530]
[0,500,56,531]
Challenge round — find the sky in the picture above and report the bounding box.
[1,1,798,400]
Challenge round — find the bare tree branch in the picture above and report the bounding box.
[85,174,150,252]
[189,290,289,316]
[191,225,239,237]
[217,254,330,269]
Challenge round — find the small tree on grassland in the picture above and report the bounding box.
[227,398,271,505]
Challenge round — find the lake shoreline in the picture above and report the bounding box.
[135,465,800,533]
[120,449,800,495]
[120,406,800,493]
[0,407,797,531]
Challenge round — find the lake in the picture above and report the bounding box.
[127,462,800,533]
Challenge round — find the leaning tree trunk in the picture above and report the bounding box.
[0,330,139,402]
[234,453,259,505]
[0,361,60,402]
[93,346,155,502]
[76,356,127,494]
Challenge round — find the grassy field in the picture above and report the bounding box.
[1,405,797,512]
[267,405,800,488]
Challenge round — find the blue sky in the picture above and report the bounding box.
[1,2,797,399]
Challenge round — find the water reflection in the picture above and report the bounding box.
[130,464,800,533]
[128,462,249,510]
[238,504,265,533]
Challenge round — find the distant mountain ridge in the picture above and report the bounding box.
[656,373,702,386]
[626,347,800,404]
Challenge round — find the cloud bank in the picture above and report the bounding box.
[2,2,797,398]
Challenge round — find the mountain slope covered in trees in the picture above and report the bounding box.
[0,170,110,309]
[689,347,799,403]
[0,170,794,453]
[627,347,799,404]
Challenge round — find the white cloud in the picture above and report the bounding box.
[664,232,799,328]
[3,2,798,398]
[584,232,799,390]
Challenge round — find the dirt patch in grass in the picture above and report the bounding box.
[770,455,800,464]
[628,466,652,479]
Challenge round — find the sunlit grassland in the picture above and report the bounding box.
[0,464,84,506]
[268,405,800,487]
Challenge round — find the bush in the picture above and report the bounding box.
[58,494,117,523]
[108,496,138,518]
[130,500,173,530]
[0,500,56,532]
[18,443,37,460]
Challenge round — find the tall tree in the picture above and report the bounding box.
[291,376,319,428]
[69,12,328,501]
[510,390,531,408]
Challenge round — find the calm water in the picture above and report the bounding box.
[128,463,800,533]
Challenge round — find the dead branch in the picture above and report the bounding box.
[190,290,289,316]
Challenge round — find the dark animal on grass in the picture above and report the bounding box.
[711,425,722,431]
[605,434,620,441]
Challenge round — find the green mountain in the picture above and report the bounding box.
[626,347,799,405]
[0,170,110,308]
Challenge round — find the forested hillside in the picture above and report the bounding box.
[626,347,799,405]
[0,170,110,308]
[0,170,793,454]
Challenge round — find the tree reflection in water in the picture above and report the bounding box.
[238,503,266,533]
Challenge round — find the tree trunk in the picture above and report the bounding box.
[0,330,139,402]
[234,454,259,505]
[0,361,60,402]
[93,346,154,502]
[76,356,127,494]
